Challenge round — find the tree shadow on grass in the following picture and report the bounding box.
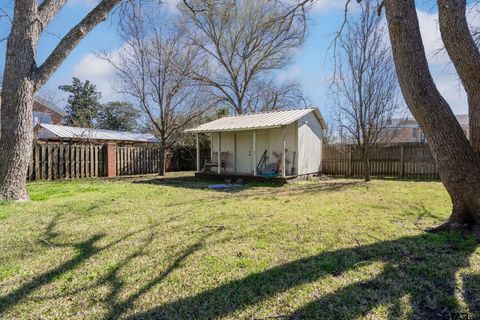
[229,181,364,199]
[125,232,479,320]
[133,175,363,197]
[133,175,275,193]
[0,208,230,319]
[0,213,161,316]
[134,175,219,188]
[463,273,480,317]
[102,234,209,320]
[0,234,104,315]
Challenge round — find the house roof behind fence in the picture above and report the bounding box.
[36,124,160,143]
[389,114,469,128]
[34,96,68,116]
[186,108,327,133]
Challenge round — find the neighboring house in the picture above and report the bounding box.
[0,96,67,128]
[383,115,469,143]
[186,108,327,179]
[0,96,67,140]
[32,96,67,125]
[35,124,160,145]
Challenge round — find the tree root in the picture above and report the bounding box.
[426,220,480,241]
[425,220,464,233]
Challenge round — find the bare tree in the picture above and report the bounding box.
[0,0,125,200]
[180,0,307,114]
[380,0,480,235]
[330,0,401,182]
[245,79,309,112]
[100,4,214,175]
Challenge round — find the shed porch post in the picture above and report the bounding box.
[210,133,213,162]
[196,133,200,172]
[217,132,221,174]
[253,130,257,176]
[234,133,237,172]
[282,126,286,177]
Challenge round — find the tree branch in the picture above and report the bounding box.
[0,7,12,24]
[37,0,67,30]
[35,0,123,88]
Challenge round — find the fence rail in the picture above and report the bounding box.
[322,143,439,179]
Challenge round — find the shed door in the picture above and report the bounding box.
[235,132,252,173]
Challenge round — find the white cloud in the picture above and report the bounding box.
[415,6,480,114]
[418,6,480,65]
[310,0,345,13]
[71,53,119,102]
[432,70,468,115]
[163,0,182,13]
[276,65,302,83]
[417,10,448,65]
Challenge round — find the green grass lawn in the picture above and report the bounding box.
[0,173,479,319]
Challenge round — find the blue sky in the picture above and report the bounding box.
[0,0,478,122]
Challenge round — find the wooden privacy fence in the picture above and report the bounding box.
[116,146,162,176]
[322,143,439,179]
[27,144,105,180]
[27,143,166,181]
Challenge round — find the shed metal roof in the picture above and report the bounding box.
[186,108,327,133]
[36,124,160,143]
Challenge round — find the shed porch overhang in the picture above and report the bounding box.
[193,127,289,177]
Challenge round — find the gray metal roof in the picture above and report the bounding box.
[186,108,327,133]
[36,124,160,143]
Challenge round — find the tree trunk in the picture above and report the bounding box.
[0,3,40,201]
[384,0,480,234]
[158,145,166,176]
[1,1,121,201]
[437,0,480,156]
[363,155,371,182]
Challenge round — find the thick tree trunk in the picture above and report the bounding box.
[384,0,480,235]
[437,0,480,156]
[0,0,121,201]
[0,3,40,201]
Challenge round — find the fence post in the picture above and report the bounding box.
[348,145,353,177]
[399,144,405,178]
[104,143,117,177]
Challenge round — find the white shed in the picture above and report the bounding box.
[186,108,327,179]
